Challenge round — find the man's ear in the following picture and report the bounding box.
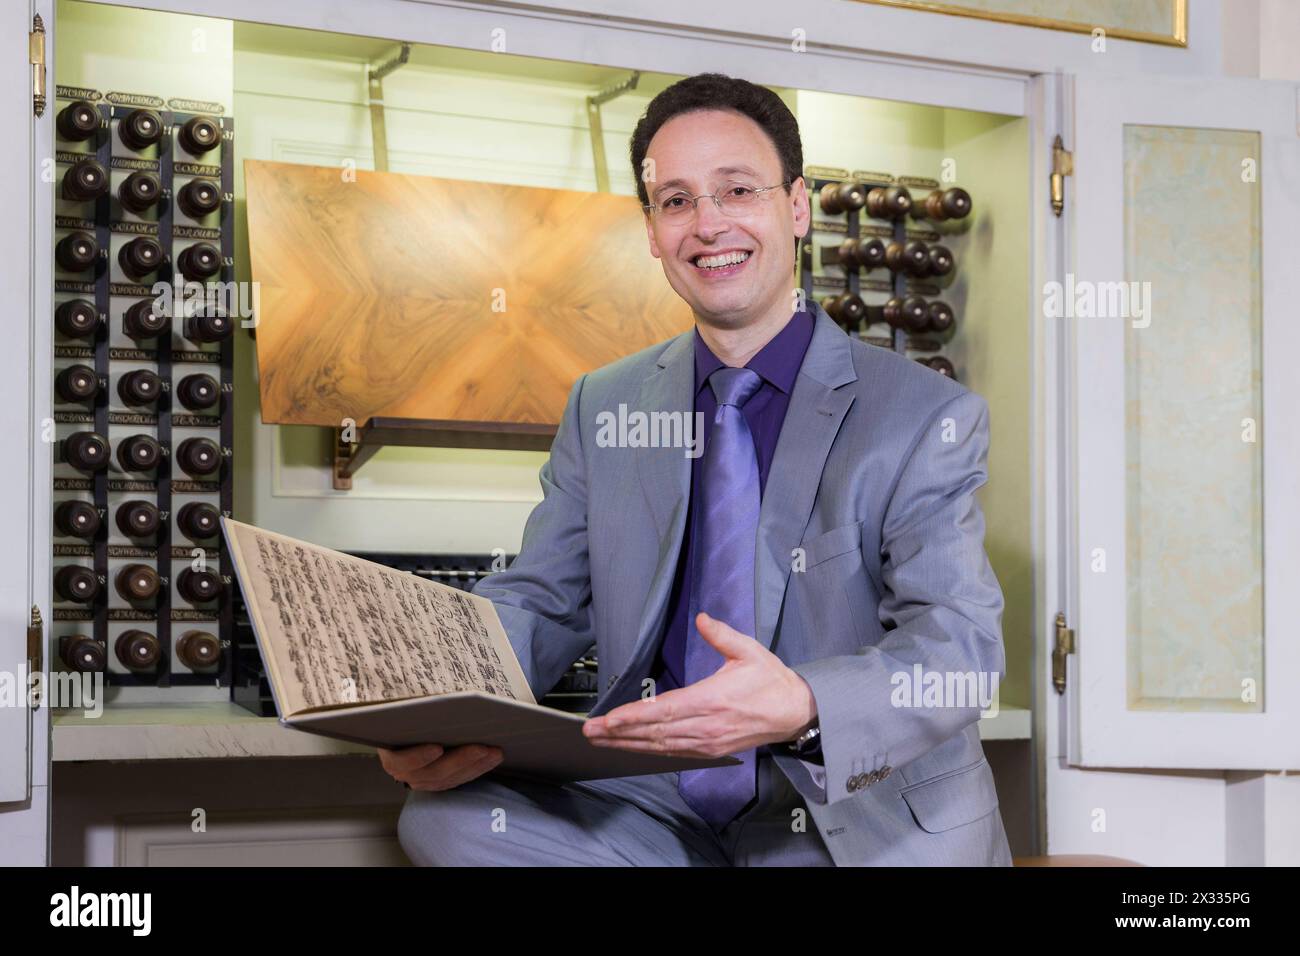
[790,176,811,240]
[645,212,662,260]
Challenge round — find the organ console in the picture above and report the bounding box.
[803,173,967,401]
[50,87,235,699]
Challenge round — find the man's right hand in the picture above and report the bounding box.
[377,742,504,792]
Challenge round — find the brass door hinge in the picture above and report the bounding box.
[27,605,43,673]
[1051,135,1073,217]
[1052,611,1074,694]
[31,14,47,117]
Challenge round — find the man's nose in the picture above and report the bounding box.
[692,197,729,240]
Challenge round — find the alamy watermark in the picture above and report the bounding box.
[594,404,705,458]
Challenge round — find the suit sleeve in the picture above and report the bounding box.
[471,373,596,702]
[780,389,1006,806]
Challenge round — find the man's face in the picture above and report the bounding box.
[643,109,810,328]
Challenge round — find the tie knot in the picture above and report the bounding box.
[708,366,763,409]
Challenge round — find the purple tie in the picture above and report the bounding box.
[678,366,763,831]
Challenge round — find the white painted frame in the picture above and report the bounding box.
[1069,73,1300,769]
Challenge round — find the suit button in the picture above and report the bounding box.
[846,776,859,792]
[867,770,881,786]
[853,772,869,790]
[879,765,892,780]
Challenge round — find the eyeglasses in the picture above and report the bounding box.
[643,180,792,220]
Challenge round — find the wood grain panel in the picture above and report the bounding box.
[244,160,694,429]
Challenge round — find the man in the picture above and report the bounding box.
[387,73,1012,866]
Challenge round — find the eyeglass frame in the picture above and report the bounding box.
[642,179,795,219]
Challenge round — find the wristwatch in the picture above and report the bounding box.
[787,721,821,756]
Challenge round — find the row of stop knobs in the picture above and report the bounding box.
[60,158,221,220]
[56,231,223,283]
[830,236,953,278]
[56,498,218,542]
[56,366,217,408]
[57,101,222,156]
[54,563,223,606]
[59,432,221,476]
[819,182,972,222]
[60,630,221,674]
[822,293,955,336]
[56,297,231,344]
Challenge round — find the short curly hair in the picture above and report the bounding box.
[629,73,803,207]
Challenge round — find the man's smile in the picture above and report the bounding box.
[689,247,753,278]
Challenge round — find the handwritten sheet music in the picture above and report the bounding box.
[223,519,535,716]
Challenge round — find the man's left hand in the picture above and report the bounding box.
[581,611,818,758]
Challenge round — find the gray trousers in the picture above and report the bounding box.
[398,752,835,866]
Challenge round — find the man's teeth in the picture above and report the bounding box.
[695,251,750,269]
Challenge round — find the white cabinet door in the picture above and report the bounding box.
[0,5,39,806]
[1067,73,1300,769]
[0,0,52,866]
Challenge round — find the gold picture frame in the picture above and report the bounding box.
[856,0,1187,47]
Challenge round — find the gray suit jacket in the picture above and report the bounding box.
[472,302,1013,866]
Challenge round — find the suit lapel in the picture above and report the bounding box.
[754,307,857,651]
[598,329,695,707]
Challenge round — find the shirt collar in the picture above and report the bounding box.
[693,309,815,397]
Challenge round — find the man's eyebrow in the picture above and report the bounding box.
[649,165,769,200]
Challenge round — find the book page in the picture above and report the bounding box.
[222,519,535,717]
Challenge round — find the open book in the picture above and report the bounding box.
[220,518,738,782]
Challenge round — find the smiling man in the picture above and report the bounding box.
[389,73,1013,867]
